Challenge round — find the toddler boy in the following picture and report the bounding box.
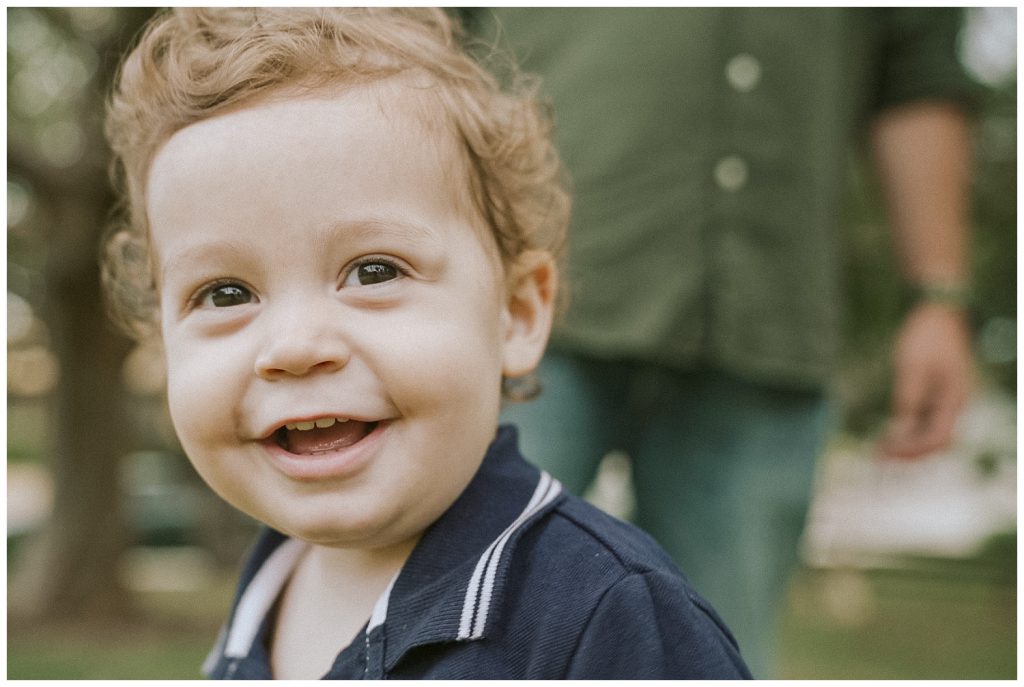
[103,8,750,679]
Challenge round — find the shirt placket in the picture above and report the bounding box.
[362,625,387,679]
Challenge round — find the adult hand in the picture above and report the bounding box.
[878,302,974,459]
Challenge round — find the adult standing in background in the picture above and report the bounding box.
[469,8,977,677]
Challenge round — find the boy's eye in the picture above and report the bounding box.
[343,260,403,287]
[201,283,255,308]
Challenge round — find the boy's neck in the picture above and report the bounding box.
[271,534,421,679]
[305,533,420,583]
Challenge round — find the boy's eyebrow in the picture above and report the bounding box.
[318,217,444,251]
[158,238,253,280]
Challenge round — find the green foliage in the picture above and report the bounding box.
[969,80,1018,391]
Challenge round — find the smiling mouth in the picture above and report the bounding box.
[273,418,378,455]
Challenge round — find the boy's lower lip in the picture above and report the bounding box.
[261,420,389,482]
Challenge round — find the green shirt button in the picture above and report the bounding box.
[714,155,749,191]
[725,53,762,92]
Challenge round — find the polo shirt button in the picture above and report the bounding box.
[725,53,762,92]
[714,155,749,191]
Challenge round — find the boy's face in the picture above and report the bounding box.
[147,82,549,551]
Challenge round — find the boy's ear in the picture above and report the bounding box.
[501,250,557,379]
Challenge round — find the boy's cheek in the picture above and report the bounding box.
[162,350,229,426]
[400,318,504,381]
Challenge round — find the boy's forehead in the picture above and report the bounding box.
[155,77,453,169]
[147,76,499,266]
[150,76,472,209]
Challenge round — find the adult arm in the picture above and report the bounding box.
[870,101,974,458]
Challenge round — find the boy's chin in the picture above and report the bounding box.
[271,511,426,553]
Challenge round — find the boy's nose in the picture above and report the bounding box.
[253,304,351,380]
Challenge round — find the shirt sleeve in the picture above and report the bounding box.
[873,7,979,113]
[566,570,753,679]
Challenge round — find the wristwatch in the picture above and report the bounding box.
[912,280,973,310]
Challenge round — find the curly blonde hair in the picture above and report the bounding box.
[103,7,569,339]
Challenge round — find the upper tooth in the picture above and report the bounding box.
[284,417,349,432]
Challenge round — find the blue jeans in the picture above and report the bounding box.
[501,352,831,677]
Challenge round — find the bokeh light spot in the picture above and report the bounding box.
[7,292,35,344]
[8,346,61,396]
[7,180,34,227]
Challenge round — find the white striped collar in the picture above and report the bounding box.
[216,469,562,660]
[457,470,562,640]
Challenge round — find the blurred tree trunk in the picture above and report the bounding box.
[8,7,157,622]
[10,186,137,620]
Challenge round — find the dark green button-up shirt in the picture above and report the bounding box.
[470,8,974,388]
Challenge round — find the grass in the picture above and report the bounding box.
[8,569,235,680]
[777,565,1016,679]
[8,626,214,680]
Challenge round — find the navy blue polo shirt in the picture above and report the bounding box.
[203,425,751,679]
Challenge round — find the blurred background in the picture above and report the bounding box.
[6,7,1016,679]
